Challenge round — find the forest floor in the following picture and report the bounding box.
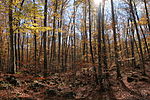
[0,61,150,100]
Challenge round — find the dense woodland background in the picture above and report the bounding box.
[0,0,150,100]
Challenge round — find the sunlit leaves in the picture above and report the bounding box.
[138,17,148,25]
[13,0,21,5]
[25,26,53,33]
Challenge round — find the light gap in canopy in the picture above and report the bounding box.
[93,0,102,6]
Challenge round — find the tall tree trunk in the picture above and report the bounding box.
[51,0,58,64]
[97,3,102,83]
[17,0,24,68]
[133,2,150,58]
[73,0,76,71]
[101,0,108,73]
[43,0,48,77]
[0,28,3,71]
[18,31,21,68]
[9,0,15,74]
[88,0,98,84]
[107,33,111,64]
[110,0,122,78]
[127,19,136,67]
[130,19,141,60]
[14,31,17,69]
[58,1,64,64]
[83,2,88,62]
[143,0,150,31]
[125,26,130,67]
[26,33,29,62]
[21,33,25,64]
[129,0,145,75]
[33,0,37,69]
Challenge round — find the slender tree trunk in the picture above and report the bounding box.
[107,33,111,63]
[47,31,51,63]
[51,0,58,64]
[58,2,64,64]
[127,19,136,67]
[9,0,15,74]
[38,35,43,65]
[14,31,17,68]
[21,33,25,64]
[97,3,102,83]
[33,0,37,69]
[88,0,98,84]
[62,37,65,72]
[34,34,37,67]
[43,0,48,77]
[143,0,150,31]
[130,33,136,67]
[26,33,29,62]
[83,2,88,62]
[111,0,122,78]
[130,19,141,60]
[18,31,21,68]
[133,2,150,58]
[101,0,108,73]
[17,0,24,68]
[125,26,130,67]
[0,28,2,71]
[129,0,145,75]
[73,0,76,71]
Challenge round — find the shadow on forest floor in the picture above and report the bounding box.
[0,61,150,100]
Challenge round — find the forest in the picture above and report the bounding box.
[0,0,150,100]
